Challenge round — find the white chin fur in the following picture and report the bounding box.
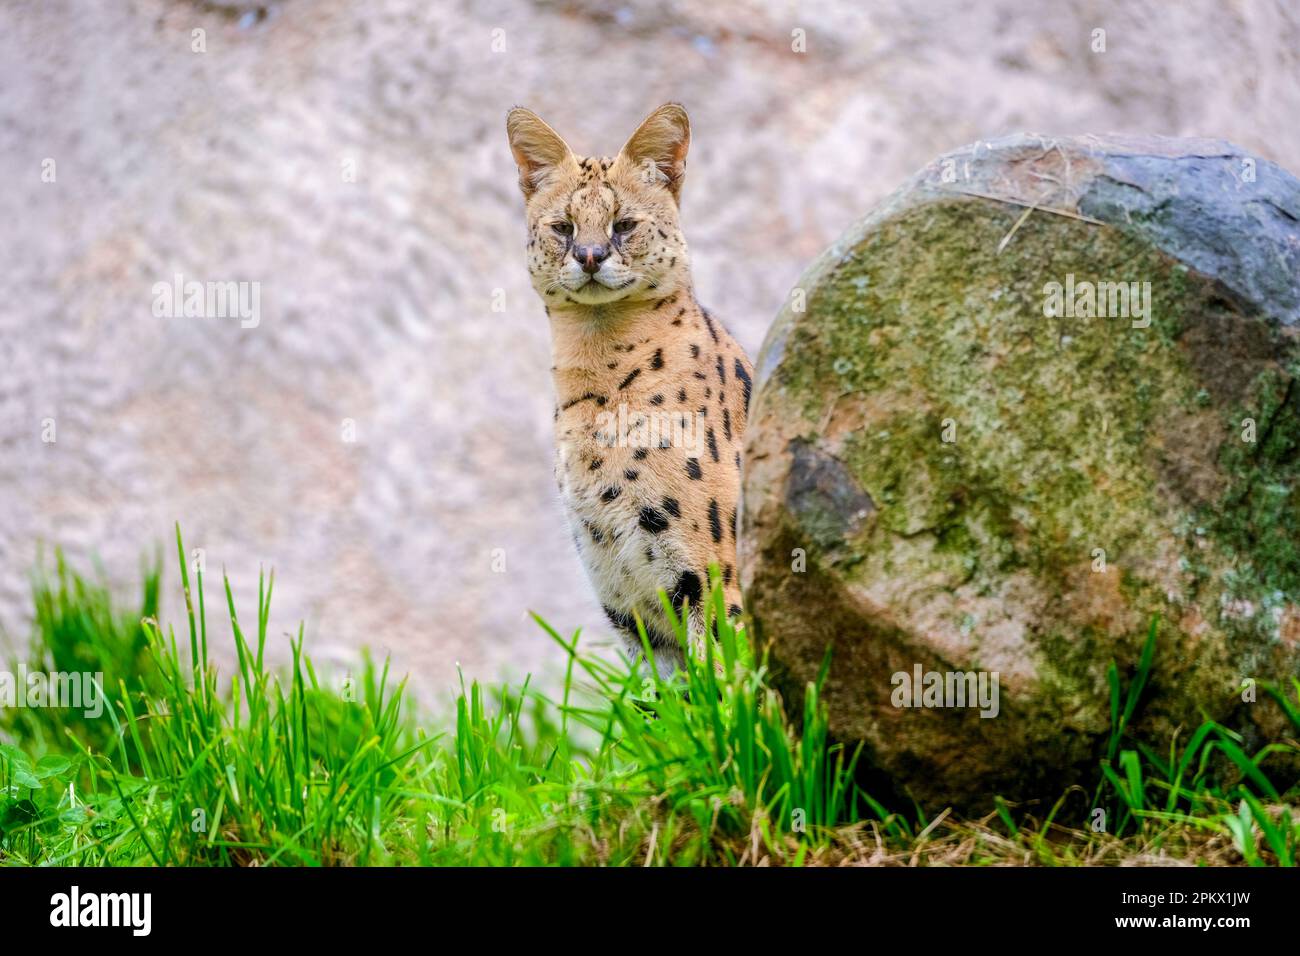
[566,282,634,304]
[557,268,642,303]
[553,260,641,302]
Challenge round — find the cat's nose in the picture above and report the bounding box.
[576,244,610,274]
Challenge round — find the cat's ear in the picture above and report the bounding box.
[506,108,576,200]
[616,103,690,202]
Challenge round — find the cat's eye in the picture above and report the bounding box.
[613,219,637,235]
[551,221,574,237]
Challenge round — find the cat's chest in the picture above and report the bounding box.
[553,408,641,525]
[552,401,693,593]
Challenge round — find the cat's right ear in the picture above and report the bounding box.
[506,108,575,200]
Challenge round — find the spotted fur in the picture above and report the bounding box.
[507,103,751,676]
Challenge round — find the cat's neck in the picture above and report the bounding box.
[547,286,697,374]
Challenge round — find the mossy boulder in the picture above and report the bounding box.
[740,134,1300,813]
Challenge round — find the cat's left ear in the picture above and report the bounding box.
[616,103,690,203]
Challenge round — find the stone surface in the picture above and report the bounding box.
[2,0,1300,705]
[740,134,1300,812]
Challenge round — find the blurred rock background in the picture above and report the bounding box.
[1,0,1298,699]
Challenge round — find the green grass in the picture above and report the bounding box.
[1,526,1297,866]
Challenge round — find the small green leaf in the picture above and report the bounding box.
[10,767,42,789]
[0,743,33,770]
[35,755,72,779]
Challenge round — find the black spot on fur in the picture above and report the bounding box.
[706,428,719,462]
[633,448,648,461]
[728,603,743,619]
[702,311,719,343]
[601,486,621,502]
[729,507,737,541]
[650,394,664,406]
[734,359,752,412]
[690,344,700,359]
[562,392,606,410]
[723,564,733,585]
[669,570,702,612]
[624,469,639,481]
[708,499,723,543]
[715,355,726,385]
[686,458,703,480]
[650,349,664,370]
[618,368,641,390]
[589,458,603,471]
[662,497,681,518]
[639,506,669,534]
[603,606,637,634]
[677,387,687,403]
[722,408,732,441]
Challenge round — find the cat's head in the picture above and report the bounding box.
[506,103,692,308]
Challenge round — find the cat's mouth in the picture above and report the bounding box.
[577,276,635,291]
[567,274,638,303]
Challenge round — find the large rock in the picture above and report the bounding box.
[740,134,1300,813]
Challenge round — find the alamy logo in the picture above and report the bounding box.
[152,273,260,328]
[891,665,1000,718]
[593,403,705,457]
[49,886,151,936]
[0,668,103,718]
[1042,273,1151,328]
